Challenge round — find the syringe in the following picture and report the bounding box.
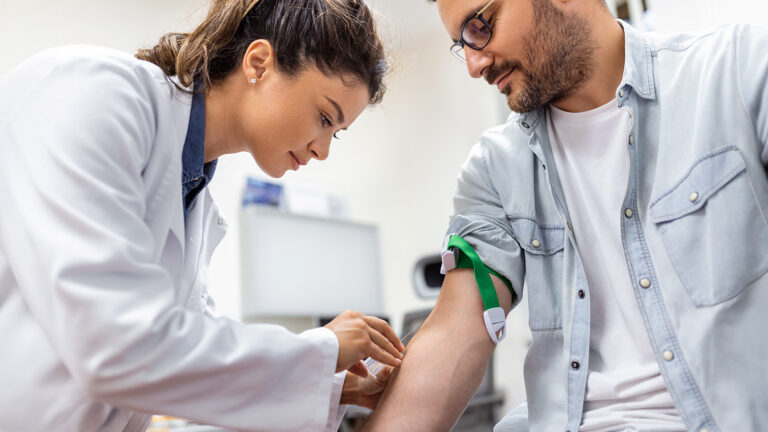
[363,324,421,378]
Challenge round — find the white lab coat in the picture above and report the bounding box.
[0,46,345,432]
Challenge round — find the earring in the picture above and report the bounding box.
[249,78,257,85]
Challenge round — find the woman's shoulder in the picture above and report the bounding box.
[1,45,191,165]
[4,45,183,101]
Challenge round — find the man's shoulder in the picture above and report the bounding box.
[459,112,538,183]
[477,112,532,157]
[648,24,766,56]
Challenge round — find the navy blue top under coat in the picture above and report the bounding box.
[181,84,217,220]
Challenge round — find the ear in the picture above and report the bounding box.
[242,39,275,84]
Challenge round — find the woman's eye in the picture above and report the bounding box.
[320,113,333,128]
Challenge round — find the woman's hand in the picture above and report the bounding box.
[340,367,394,409]
[324,310,404,373]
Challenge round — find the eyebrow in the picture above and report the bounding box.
[324,96,346,124]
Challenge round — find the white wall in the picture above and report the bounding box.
[0,0,209,73]
[648,0,768,33]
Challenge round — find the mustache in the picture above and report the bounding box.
[485,60,522,86]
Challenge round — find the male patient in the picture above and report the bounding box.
[365,0,768,431]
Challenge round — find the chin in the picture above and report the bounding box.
[265,166,288,178]
[251,155,287,179]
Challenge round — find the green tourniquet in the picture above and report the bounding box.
[447,235,505,310]
[455,249,513,292]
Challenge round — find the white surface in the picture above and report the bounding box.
[0,0,209,74]
[649,0,768,33]
[547,100,684,430]
[240,206,382,317]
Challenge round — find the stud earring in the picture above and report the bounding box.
[249,78,257,85]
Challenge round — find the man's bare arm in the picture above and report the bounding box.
[364,268,513,431]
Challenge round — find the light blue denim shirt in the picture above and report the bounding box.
[446,22,768,432]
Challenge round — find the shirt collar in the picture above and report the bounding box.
[517,20,656,135]
[617,20,656,101]
[181,83,217,185]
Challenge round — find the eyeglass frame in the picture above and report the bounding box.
[449,0,496,63]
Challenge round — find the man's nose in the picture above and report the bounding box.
[465,46,493,79]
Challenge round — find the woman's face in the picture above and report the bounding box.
[240,65,370,178]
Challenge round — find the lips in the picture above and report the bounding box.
[289,152,306,171]
[494,69,514,90]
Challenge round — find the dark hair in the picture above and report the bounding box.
[137,0,387,103]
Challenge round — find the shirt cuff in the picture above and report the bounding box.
[325,370,348,431]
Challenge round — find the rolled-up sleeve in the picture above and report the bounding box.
[446,142,525,308]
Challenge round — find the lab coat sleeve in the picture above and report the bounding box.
[736,25,768,168]
[325,371,348,431]
[0,50,340,431]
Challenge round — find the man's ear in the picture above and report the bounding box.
[242,39,275,84]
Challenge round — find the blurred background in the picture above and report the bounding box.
[2,0,766,430]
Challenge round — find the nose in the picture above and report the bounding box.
[308,138,330,161]
[465,46,493,79]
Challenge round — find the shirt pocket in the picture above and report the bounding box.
[649,146,768,306]
[508,217,566,331]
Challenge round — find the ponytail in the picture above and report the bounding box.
[136,0,387,103]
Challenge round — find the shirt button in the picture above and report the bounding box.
[521,121,530,129]
[571,361,580,370]
[532,239,541,248]
[619,89,625,97]
[624,208,633,218]
[217,217,224,225]
[578,290,585,299]
[629,135,634,145]
[639,278,651,289]
[663,350,675,361]
[689,192,699,202]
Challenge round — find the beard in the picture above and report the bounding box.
[491,0,598,113]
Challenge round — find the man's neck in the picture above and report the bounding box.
[551,18,626,113]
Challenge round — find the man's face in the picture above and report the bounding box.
[438,0,598,113]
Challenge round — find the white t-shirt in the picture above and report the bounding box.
[547,99,686,432]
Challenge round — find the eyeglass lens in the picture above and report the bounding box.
[463,17,492,49]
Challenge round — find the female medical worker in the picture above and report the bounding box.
[0,0,403,431]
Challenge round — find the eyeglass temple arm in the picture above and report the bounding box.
[477,0,496,16]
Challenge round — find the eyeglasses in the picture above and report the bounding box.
[450,0,496,63]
